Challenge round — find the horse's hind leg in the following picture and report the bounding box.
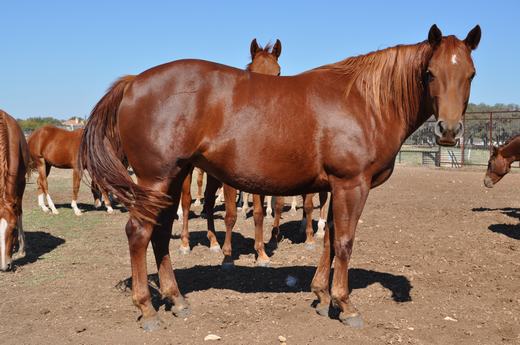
[270,196,284,247]
[316,192,329,238]
[42,163,58,214]
[222,184,237,269]
[102,191,114,214]
[252,194,269,266]
[71,169,83,216]
[178,170,193,254]
[13,213,25,259]
[203,175,222,252]
[36,160,51,213]
[311,200,334,317]
[150,177,189,321]
[302,193,316,250]
[241,192,250,218]
[290,196,298,215]
[91,186,102,208]
[194,168,204,206]
[265,195,273,219]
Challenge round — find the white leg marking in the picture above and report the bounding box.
[106,205,114,214]
[242,192,249,217]
[194,198,202,207]
[38,194,50,213]
[265,196,273,219]
[177,203,183,219]
[46,194,59,214]
[290,196,298,214]
[0,218,8,270]
[94,198,102,208]
[103,195,114,214]
[72,200,82,216]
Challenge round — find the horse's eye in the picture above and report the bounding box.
[426,70,435,82]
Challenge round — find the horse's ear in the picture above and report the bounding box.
[428,24,442,47]
[272,39,282,59]
[464,25,481,50]
[250,38,260,58]
[492,146,499,155]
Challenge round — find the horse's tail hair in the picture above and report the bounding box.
[0,111,9,202]
[79,75,171,224]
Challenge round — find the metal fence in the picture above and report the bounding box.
[398,110,520,167]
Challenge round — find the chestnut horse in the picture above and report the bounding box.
[484,135,520,187]
[28,126,113,216]
[81,25,481,330]
[177,39,282,266]
[0,110,29,271]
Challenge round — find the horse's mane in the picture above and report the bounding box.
[0,110,9,204]
[314,40,435,124]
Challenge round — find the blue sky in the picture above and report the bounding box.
[1,1,518,119]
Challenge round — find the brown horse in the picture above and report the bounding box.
[0,110,29,272]
[484,135,520,187]
[81,25,481,330]
[177,39,282,267]
[28,126,113,216]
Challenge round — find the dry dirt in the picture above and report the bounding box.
[0,166,519,345]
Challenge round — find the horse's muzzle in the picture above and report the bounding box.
[434,120,463,147]
[483,176,494,188]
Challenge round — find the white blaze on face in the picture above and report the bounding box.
[451,54,458,65]
[0,218,8,270]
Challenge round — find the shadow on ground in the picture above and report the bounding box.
[14,231,65,269]
[116,265,412,311]
[472,207,520,240]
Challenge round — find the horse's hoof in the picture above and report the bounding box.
[194,199,201,207]
[304,242,316,251]
[315,230,325,239]
[172,302,190,318]
[42,207,50,214]
[256,259,270,267]
[221,261,235,271]
[106,208,114,214]
[141,316,162,332]
[209,245,222,253]
[74,210,82,216]
[179,246,191,255]
[51,210,59,215]
[265,211,273,219]
[340,313,364,328]
[315,304,330,317]
[94,200,102,208]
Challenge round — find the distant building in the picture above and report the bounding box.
[61,117,85,130]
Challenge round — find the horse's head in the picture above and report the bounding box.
[0,205,19,272]
[484,146,511,188]
[425,24,481,146]
[248,38,281,76]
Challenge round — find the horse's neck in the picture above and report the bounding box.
[502,138,520,161]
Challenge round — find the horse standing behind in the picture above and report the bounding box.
[81,25,480,330]
[484,135,520,187]
[28,126,113,215]
[0,110,29,272]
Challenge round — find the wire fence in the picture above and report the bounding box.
[398,110,520,168]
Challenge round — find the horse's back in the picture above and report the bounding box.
[28,125,82,168]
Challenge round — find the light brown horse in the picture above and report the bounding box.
[81,25,481,330]
[177,39,282,266]
[484,135,520,187]
[28,126,113,216]
[0,110,29,272]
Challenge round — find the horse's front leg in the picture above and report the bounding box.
[71,169,83,216]
[252,194,270,266]
[316,191,329,238]
[178,170,192,254]
[222,184,237,269]
[203,175,223,252]
[329,177,369,328]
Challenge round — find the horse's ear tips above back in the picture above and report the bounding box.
[428,24,442,47]
[273,39,282,59]
[250,38,259,58]
[464,25,481,51]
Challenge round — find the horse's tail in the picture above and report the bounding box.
[0,111,9,201]
[79,75,171,224]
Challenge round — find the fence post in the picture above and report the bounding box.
[461,114,465,166]
[489,112,493,153]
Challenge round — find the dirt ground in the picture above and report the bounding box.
[0,166,519,345]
